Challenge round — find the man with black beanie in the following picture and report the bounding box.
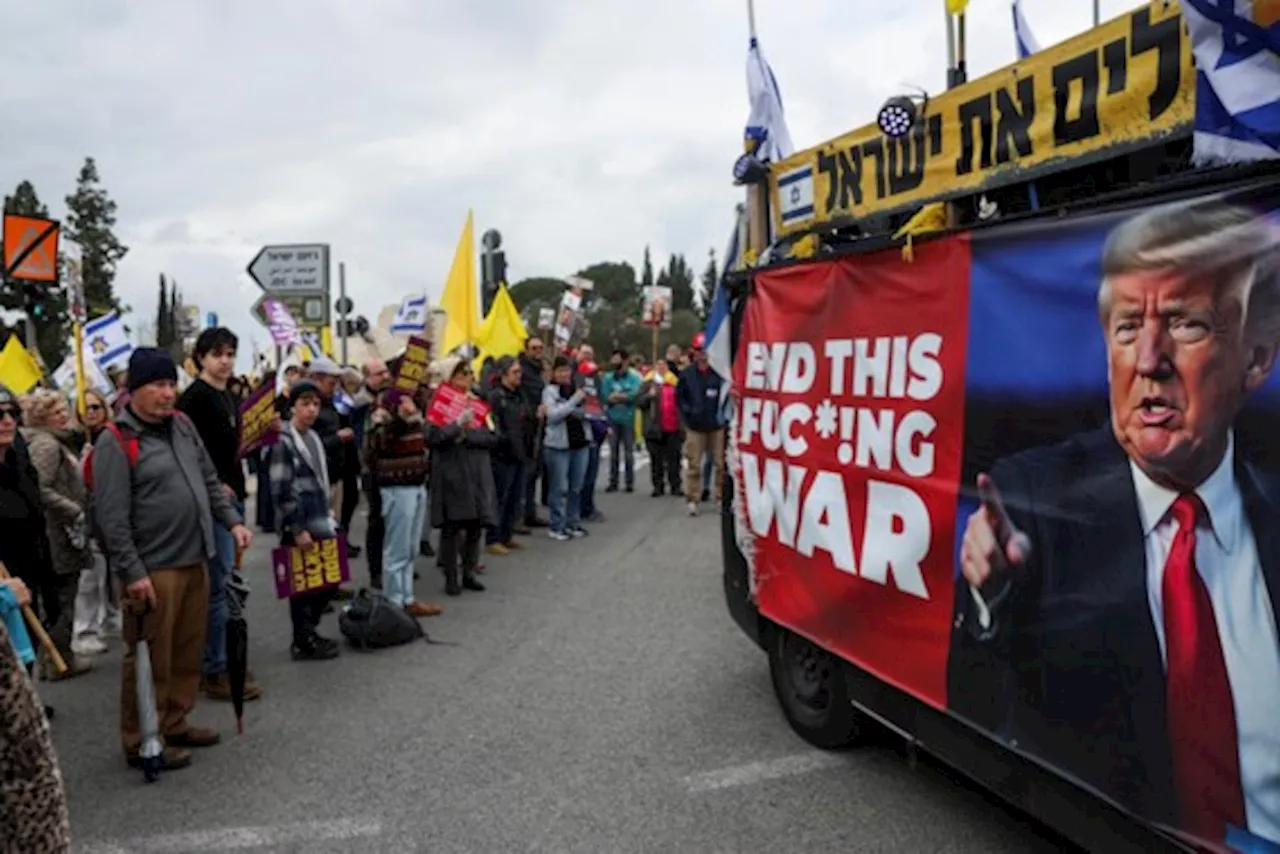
[93,348,252,771]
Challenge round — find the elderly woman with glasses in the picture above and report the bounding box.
[72,388,121,656]
[19,388,94,680]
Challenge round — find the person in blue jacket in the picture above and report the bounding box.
[675,334,726,516]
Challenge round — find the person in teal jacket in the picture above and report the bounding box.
[599,349,643,493]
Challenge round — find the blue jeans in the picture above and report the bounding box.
[608,426,635,489]
[487,458,526,545]
[546,447,588,533]
[204,497,243,678]
[581,442,601,518]
[381,485,426,607]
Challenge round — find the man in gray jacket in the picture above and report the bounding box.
[92,348,252,771]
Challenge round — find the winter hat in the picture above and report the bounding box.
[308,356,343,377]
[288,380,322,405]
[127,348,178,391]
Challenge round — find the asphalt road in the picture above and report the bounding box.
[45,461,1073,854]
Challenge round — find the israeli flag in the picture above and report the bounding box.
[1183,0,1280,165]
[391,295,428,334]
[745,37,794,165]
[1012,0,1040,60]
[82,311,133,370]
[299,330,325,360]
[704,209,743,394]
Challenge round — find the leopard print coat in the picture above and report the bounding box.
[0,617,70,852]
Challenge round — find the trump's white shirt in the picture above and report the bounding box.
[1131,434,1280,841]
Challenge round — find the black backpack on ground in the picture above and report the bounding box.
[338,589,426,650]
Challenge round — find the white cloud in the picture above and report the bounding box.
[0,0,1137,366]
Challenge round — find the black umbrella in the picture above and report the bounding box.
[134,611,164,782]
[225,565,250,735]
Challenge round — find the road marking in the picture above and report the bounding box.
[79,818,382,853]
[682,752,848,793]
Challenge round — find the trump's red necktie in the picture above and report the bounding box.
[1163,493,1246,841]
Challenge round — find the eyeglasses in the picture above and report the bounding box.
[0,407,19,422]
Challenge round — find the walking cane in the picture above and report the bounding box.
[0,561,68,675]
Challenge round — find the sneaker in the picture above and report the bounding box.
[687,502,699,516]
[569,526,589,538]
[127,747,192,772]
[485,543,509,556]
[291,637,340,661]
[72,637,109,656]
[548,530,571,542]
[201,672,263,702]
[405,601,443,617]
[167,727,221,749]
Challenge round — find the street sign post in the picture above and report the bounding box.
[247,243,332,327]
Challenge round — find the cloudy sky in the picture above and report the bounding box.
[3,0,1139,364]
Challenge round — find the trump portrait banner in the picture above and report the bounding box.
[733,183,1280,850]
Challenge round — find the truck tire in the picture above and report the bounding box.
[767,624,861,750]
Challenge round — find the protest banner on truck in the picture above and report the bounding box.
[732,186,1280,849]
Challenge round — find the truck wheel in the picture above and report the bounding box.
[767,625,861,750]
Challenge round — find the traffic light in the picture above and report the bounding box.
[337,316,370,338]
[22,283,47,320]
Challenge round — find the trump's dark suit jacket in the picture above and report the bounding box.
[947,427,1280,824]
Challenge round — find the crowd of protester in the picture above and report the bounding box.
[0,324,727,847]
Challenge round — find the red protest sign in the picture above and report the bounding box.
[271,534,351,599]
[426,382,491,428]
[237,382,279,459]
[733,238,970,709]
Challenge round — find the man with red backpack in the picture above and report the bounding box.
[89,348,252,772]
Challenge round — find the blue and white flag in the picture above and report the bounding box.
[391,295,428,335]
[1183,1,1280,165]
[722,203,746,279]
[1012,0,1040,59]
[744,37,794,165]
[299,330,325,360]
[82,311,133,370]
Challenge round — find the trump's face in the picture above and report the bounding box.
[1106,268,1273,489]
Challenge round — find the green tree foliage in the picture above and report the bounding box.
[640,246,654,288]
[64,157,128,318]
[155,274,171,349]
[2,181,70,367]
[658,253,695,313]
[698,249,718,321]
[506,246,719,365]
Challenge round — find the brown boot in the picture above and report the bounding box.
[201,672,263,702]
[167,726,221,748]
[126,747,192,771]
[406,601,443,618]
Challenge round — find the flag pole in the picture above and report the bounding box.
[945,8,957,89]
[73,322,87,418]
[746,0,756,41]
[1092,0,1100,27]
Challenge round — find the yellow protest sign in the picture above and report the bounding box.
[770,1,1193,238]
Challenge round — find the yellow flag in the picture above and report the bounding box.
[439,210,479,356]
[0,335,43,394]
[945,0,969,13]
[472,283,528,374]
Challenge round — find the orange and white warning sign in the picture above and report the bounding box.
[3,214,60,283]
